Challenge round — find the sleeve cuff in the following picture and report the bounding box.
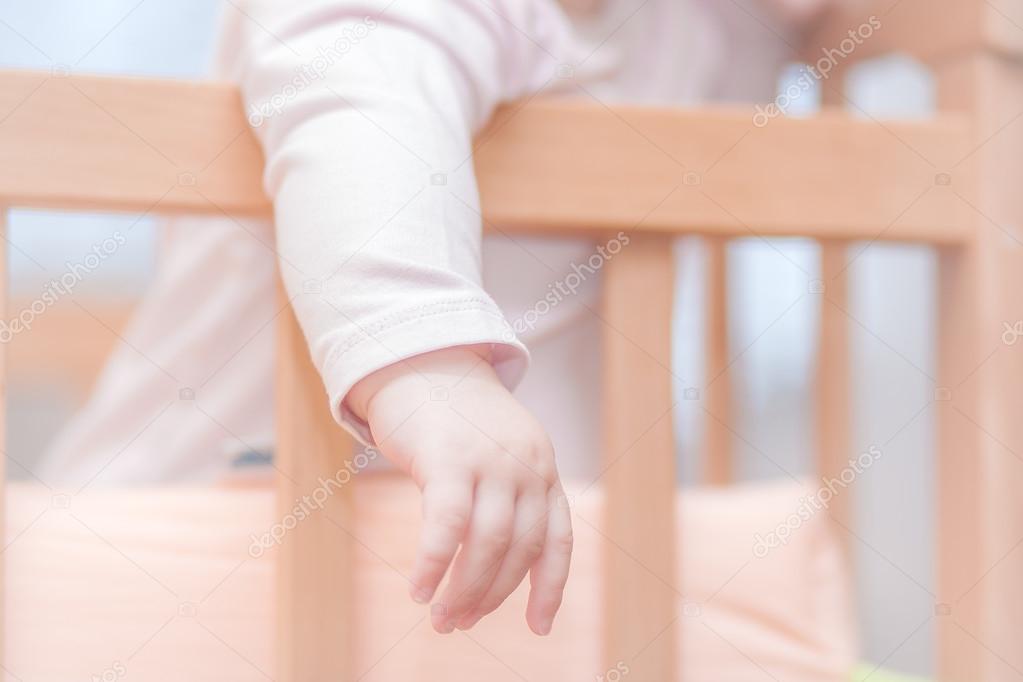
[322,302,530,446]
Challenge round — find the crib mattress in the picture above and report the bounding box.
[5,475,854,681]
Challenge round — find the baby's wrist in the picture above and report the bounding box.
[346,344,495,421]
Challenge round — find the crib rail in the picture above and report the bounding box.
[0,6,1021,673]
[0,71,973,241]
[806,0,1023,63]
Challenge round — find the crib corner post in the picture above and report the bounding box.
[274,275,357,682]
[600,232,678,680]
[933,45,1023,680]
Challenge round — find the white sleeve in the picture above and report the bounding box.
[226,0,577,441]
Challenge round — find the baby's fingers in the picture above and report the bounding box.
[454,490,548,630]
[526,486,573,635]
[434,482,515,632]
[410,478,473,605]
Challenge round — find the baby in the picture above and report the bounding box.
[40,0,834,636]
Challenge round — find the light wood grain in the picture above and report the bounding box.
[0,72,269,217]
[703,238,733,485]
[815,82,854,551]
[0,70,974,243]
[475,100,971,241]
[815,242,853,547]
[934,52,1023,681]
[274,276,357,682]
[806,0,1023,64]
[599,234,678,679]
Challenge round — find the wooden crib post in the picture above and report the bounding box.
[275,277,357,682]
[703,237,733,484]
[806,2,1023,675]
[600,233,678,679]
[815,242,853,539]
[816,69,855,542]
[933,48,1023,681]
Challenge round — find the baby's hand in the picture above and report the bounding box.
[347,345,572,635]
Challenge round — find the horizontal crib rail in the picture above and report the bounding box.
[0,70,975,243]
[805,0,1023,64]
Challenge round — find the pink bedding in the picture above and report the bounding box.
[5,475,854,681]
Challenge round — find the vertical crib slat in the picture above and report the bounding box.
[703,237,733,484]
[816,71,855,545]
[935,241,992,681]
[815,242,853,539]
[275,278,357,682]
[934,52,1023,681]
[601,234,678,680]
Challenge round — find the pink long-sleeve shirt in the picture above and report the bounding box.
[39,0,809,484]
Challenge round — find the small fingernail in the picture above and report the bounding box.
[537,618,553,636]
[431,603,452,633]
[411,587,431,604]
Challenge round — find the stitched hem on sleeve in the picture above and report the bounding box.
[319,302,530,446]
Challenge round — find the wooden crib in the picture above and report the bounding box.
[0,0,1021,678]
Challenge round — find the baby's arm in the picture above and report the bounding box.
[233,0,575,633]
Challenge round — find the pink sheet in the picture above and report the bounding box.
[6,475,854,680]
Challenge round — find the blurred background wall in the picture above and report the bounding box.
[0,1,937,675]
